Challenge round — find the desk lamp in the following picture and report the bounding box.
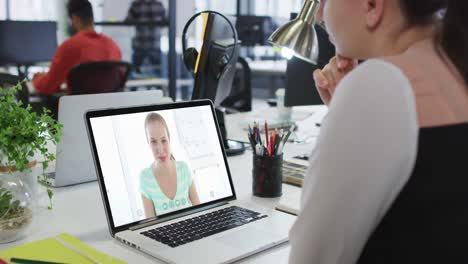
[268,0,321,64]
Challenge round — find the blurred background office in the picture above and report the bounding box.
[0,0,333,111]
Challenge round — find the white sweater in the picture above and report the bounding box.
[289,60,419,264]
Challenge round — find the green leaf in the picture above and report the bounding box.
[0,84,63,211]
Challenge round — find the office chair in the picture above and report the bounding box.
[221,56,252,112]
[0,73,29,105]
[68,61,132,95]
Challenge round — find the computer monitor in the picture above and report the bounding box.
[192,13,239,106]
[192,39,240,106]
[191,13,244,156]
[235,15,274,47]
[284,13,335,107]
[0,21,58,66]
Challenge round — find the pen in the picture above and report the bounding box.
[271,130,277,156]
[248,121,291,157]
[283,130,292,144]
[277,141,284,155]
[257,126,262,145]
[256,144,263,156]
[269,134,274,156]
[274,130,282,155]
[10,258,67,264]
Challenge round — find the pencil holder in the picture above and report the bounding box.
[252,154,283,198]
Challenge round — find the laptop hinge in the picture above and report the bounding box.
[129,201,230,231]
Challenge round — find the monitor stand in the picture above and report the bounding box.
[216,108,245,156]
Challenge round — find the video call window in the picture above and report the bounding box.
[90,106,233,227]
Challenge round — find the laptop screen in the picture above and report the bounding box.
[87,102,234,228]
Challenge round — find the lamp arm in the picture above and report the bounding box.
[298,0,321,25]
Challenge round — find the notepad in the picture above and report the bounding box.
[0,233,126,264]
[282,160,307,187]
[275,185,302,216]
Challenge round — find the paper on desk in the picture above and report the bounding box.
[251,107,314,122]
[240,107,314,132]
[0,233,126,264]
[275,184,302,216]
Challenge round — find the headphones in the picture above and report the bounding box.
[182,10,239,80]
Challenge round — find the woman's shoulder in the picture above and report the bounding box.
[175,160,189,168]
[139,165,153,179]
[175,161,191,178]
[340,59,413,97]
[355,59,407,78]
[331,59,417,123]
[175,161,190,172]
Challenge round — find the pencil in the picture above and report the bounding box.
[10,258,67,264]
[283,130,292,144]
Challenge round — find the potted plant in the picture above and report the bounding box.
[0,83,62,243]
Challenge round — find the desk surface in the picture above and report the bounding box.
[0,103,327,263]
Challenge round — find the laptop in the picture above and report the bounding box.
[51,90,171,187]
[85,100,296,264]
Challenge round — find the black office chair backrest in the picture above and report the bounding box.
[68,61,132,95]
[0,73,29,105]
[221,56,252,112]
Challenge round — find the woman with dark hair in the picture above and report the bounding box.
[140,113,200,218]
[290,0,468,263]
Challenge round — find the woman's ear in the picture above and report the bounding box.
[363,0,385,30]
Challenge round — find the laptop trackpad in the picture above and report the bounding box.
[215,227,277,250]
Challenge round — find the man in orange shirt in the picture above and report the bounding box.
[32,0,122,95]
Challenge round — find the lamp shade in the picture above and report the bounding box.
[268,0,320,64]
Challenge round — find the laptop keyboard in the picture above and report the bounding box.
[140,206,267,248]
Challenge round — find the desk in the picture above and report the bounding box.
[0,104,327,263]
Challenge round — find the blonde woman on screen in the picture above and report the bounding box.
[140,113,200,217]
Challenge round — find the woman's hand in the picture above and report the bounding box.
[313,55,358,105]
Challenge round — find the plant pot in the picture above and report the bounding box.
[0,162,35,243]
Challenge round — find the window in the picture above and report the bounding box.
[7,0,102,21]
[0,0,6,19]
[195,0,236,15]
[254,0,302,18]
[9,0,57,20]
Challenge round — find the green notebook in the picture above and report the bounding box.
[0,233,126,264]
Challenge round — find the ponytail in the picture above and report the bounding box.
[440,0,468,85]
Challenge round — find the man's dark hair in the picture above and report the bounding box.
[67,0,94,25]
